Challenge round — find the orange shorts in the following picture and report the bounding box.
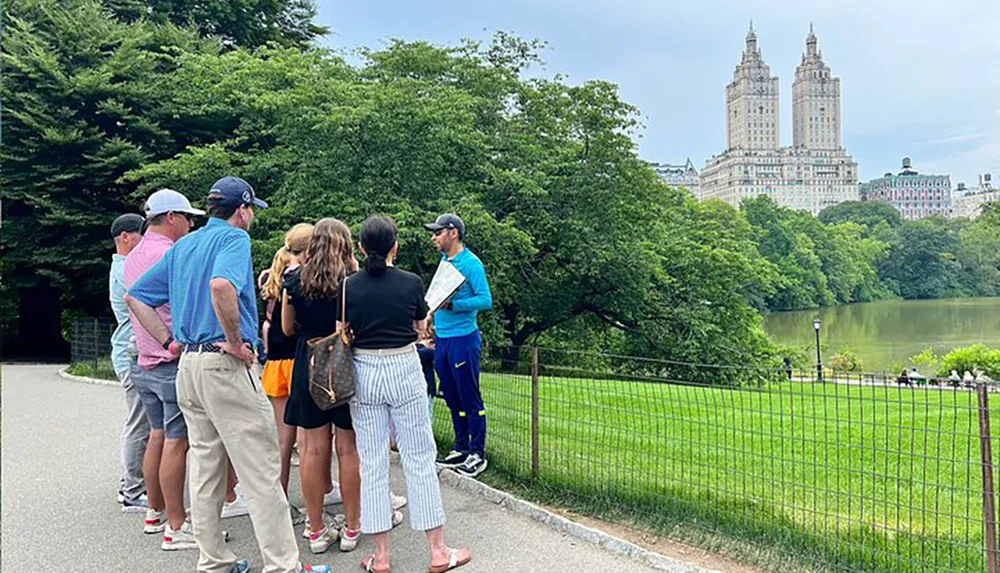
[262,359,294,398]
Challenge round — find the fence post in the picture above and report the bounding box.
[977,383,1000,573]
[531,345,540,480]
[92,318,100,369]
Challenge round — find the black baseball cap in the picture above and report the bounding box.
[206,176,269,210]
[110,214,144,237]
[423,213,465,239]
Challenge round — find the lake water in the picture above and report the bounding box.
[763,297,1000,372]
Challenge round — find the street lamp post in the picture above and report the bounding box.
[813,318,823,382]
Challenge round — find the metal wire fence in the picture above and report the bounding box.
[430,346,1000,573]
[68,316,118,379]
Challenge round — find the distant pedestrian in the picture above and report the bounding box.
[109,213,150,513]
[424,213,493,478]
[128,176,329,573]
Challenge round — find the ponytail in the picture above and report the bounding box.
[262,246,290,300]
[366,251,388,276]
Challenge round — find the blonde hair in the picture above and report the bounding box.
[262,223,314,300]
[301,218,354,299]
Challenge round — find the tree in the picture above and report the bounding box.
[0,0,220,353]
[126,36,781,378]
[818,200,902,231]
[879,219,963,299]
[103,0,328,49]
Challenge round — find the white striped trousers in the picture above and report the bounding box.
[350,349,446,534]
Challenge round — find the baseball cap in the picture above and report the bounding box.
[423,213,465,239]
[111,214,144,237]
[206,176,269,210]
[144,188,206,218]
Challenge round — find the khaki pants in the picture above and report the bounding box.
[177,351,299,573]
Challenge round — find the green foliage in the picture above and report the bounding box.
[742,196,891,311]
[908,347,941,378]
[1,0,224,344]
[818,200,902,230]
[103,0,328,49]
[67,357,118,380]
[939,344,1000,379]
[829,347,862,372]
[124,36,780,378]
[879,218,965,299]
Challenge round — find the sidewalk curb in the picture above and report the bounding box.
[431,463,722,573]
[57,366,120,387]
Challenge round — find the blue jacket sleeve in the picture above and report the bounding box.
[451,259,493,312]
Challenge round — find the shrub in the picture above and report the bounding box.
[830,348,863,373]
[938,344,1000,378]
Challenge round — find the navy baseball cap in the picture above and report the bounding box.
[206,176,268,210]
[423,213,465,239]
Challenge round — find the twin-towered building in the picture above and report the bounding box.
[698,24,859,215]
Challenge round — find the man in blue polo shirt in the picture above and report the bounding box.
[424,213,493,478]
[127,176,329,573]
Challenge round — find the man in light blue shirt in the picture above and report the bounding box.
[424,213,493,478]
[127,176,329,573]
[109,213,150,512]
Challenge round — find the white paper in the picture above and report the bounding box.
[425,260,466,314]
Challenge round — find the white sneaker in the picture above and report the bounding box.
[162,521,199,551]
[339,527,360,552]
[322,484,343,506]
[309,526,338,554]
[121,493,149,514]
[221,492,249,519]
[302,511,338,538]
[391,510,403,528]
[390,492,407,511]
[144,508,167,534]
[291,446,300,467]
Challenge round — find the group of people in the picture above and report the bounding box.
[108,175,492,573]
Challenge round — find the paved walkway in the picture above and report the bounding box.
[1,364,662,573]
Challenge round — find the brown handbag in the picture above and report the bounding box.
[306,278,355,410]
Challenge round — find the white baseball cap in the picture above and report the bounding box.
[144,189,206,218]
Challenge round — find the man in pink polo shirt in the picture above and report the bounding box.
[125,189,204,550]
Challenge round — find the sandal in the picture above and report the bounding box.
[428,548,472,573]
[361,553,391,573]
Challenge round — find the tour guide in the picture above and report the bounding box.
[424,213,493,478]
[127,176,329,573]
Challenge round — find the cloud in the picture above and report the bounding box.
[918,131,988,146]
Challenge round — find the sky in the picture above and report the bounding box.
[314,0,999,187]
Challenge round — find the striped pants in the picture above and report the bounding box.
[351,348,446,534]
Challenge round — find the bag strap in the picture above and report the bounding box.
[341,275,348,326]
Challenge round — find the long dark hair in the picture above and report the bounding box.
[360,215,397,277]
[301,218,354,298]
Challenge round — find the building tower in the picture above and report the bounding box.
[792,24,841,150]
[725,21,781,151]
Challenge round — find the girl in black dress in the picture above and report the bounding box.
[281,218,362,554]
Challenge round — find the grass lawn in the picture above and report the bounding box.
[432,370,997,572]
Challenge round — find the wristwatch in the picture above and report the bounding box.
[161,336,174,350]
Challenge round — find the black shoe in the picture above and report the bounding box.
[435,450,468,468]
[454,454,488,478]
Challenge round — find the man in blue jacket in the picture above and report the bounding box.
[425,213,493,478]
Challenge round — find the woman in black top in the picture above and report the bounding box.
[260,223,312,496]
[281,218,361,554]
[348,216,471,573]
